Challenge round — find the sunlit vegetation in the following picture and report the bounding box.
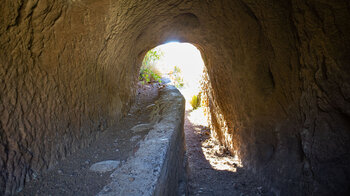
[190,92,201,110]
[139,49,163,84]
[139,42,206,110]
[168,66,184,88]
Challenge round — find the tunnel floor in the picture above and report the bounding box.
[184,109,272,196]
[19,83,271,196]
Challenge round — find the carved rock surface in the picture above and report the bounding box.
[1,0,349,195]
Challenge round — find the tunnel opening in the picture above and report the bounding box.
[138,42,251,195]
[138,42,204,108]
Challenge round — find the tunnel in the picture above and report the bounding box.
[1,0,350,195]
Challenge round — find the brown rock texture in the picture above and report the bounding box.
[1,0,350,195]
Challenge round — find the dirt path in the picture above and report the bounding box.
[184,109,273,196]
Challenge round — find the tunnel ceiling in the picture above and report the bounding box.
[1,0,350,195]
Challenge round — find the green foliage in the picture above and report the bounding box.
[139,68,162,84]
[170,66,185,88]
[139,49,163,84]
[190,92,202,109]
[142,49,163,68]
[174,65,181,74]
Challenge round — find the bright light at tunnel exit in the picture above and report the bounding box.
[151,42,205,103]
[147,42,243,172]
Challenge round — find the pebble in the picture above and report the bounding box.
[131,123,152,133]
[130,135,141,142]
[89,160,120,173]
[146,104,155,109]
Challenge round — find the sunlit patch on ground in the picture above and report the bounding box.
[201,138,242,172]
[187,108,242,172]
[187,107,208,126]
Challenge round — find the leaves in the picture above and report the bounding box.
[139,68,162,83]
[139,49,163,84]
[142,49,163,69]
[190,92,202,110]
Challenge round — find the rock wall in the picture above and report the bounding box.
[200,1,350,195]
[1,0,349,195]
[0,0,134,194]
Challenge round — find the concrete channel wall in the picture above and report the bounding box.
[98,86,186,196]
